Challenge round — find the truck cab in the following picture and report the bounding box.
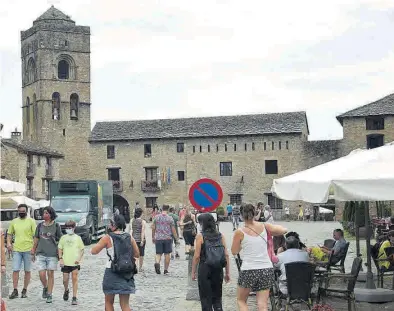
[49,180,113,245]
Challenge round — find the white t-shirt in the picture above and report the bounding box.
[285,207,290,215]
[264,210,274,223]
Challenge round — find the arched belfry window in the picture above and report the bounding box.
[70,93,79,120]
[52,92,61,120]
[26,97,30,124]
[56,54,76,80]
[58,60,69,79]
[27,58,36,83]
[32,93,37,122]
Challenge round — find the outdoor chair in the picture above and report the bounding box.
[273,261,315,311]
[328,242,350,273]
[324,239,335,249]
[317,256,362,311]
[371,246,394,289]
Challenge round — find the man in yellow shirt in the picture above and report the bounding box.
[6,204,36,299]
[58,220,85,305]
[378,231,394,271]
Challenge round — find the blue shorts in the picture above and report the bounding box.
[155,240,172,255]
[12,251,32,272]
[37,255,58,271]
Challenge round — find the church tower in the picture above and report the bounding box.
[21,6,91,179]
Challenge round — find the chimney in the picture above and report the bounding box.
[11,127,22,142]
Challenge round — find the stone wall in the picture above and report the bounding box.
[89,133,308,214]
[301,140,341,169]
[1,145,20,181]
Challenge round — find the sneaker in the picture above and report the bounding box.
[21,288,27,298]
[72,297,78,305]
[9,289,18,299]
[154,263,161,274]
[63,289,70,301]
[164,270,169,275]
[42,287,48,299]
[175,253,180,259]
[46,294,52,303]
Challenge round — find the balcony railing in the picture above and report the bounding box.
[26,163,36,177]
[141,179,160,192]
[45,164,54,177]
[112,180,123,193]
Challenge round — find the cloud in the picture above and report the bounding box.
[2,0,394,140]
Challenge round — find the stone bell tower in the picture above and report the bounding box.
[21,6,91,179]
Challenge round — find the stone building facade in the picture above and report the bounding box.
[2,6,394,218]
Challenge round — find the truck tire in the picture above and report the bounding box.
[84,226,95,245]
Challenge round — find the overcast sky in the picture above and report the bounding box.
[1,0,394,140]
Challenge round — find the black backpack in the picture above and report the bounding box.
[106,232,137,277]
[203,232,226,268]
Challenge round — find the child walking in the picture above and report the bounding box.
[58,220,85,305]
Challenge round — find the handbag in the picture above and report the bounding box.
[245,226,279,264]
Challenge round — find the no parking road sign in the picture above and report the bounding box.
[189,178,223,213]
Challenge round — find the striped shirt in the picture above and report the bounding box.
[131,218,144,242]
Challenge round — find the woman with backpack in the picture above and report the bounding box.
[191,213,230,311]
[231,204,287,311]
[91,214,140,311]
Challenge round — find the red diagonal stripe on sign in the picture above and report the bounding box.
[196,185,216,205]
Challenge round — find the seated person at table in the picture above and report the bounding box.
[310,229,347,263]
[378,230,394,271]
[277,231,307,254]
[275,236,310,295]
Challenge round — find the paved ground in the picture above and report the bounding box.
[3,220,394,310]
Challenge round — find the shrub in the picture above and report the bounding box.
[216,206,225,216]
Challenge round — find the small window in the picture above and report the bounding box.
[244,143,247,151]
[220,162,232,176]
[70,93,79,120]
[272,142,275,150]
[26,97,30,124]
[229,194,243,205]
[145,167,158,181]
[286,141,289,149]
[264,142,267,151]
[366,134,384,149]
[279,141,282,150]
[58,60,69,79]
[65,40,68,47]
[108,168,120,181]
[177,171,185,181]
[37,156,41,166]
[62,129,65,136]
[144,144,152,157]
[252,142,255,151]
[225,144,227,152]
[177,143,184,153]
[193,146,196,153]
[366,117,384,130]
[146,197,157,208]
[199,145,202,153]
[208,145,211,152]
[52,92,61,120]
[265,160,278,175]
[107,145,115,159]
[234,144,237,151]
[216,144,219,152]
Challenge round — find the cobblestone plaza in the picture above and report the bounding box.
[3,221,394,311]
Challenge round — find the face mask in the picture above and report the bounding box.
[65,228,74,235]
[19,212,27,218]
[43,214,51,221]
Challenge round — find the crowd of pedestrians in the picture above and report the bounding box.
[2,201,347,311]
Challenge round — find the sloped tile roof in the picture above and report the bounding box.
[89,111,308,142]
[337,93,394,123]
[2,139,64,158]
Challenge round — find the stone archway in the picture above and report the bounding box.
[113,194,130,214]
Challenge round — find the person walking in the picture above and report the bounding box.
[168,207,180,260]
[304,207,311,222]
[180,208,196,258]
[231,204,287,311]
[7,204,36,299]
[131,207,146,272]
[152,205,179,274]
[192,213,230,311]
[178,207,187,239]
[226,203,233,222]
[58,220,85,305]
[232,204,241,231]
[31,206,62,303]
[91,215,140,311]
[298,204,304,221]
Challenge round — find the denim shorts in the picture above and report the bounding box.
[36,255,58,271]
[12,251,32,272]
